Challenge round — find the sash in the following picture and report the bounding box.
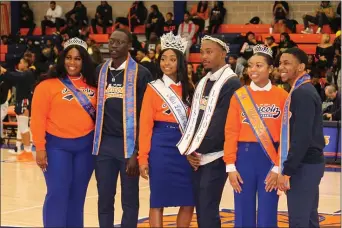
[59,77,96,122]
[279,74,311,173]
[177,66,236,155]
[149,79,188,133]
[92,56,138,158]
[235,86,278,169]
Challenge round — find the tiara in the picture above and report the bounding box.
[64,37,88,50]
[160,32,188,54]
[201,35,230,53]
[253,44,273,57]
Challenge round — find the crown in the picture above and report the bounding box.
[64,37,88,50]
[201,35,230,53]
[160,32,188,54]
[253,44,273,57]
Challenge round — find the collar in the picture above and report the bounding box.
[207,64,229,81]
[250,80,272,91]
[163,75,181,87]
[109,60,126,71]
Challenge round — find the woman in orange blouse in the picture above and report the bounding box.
[224,44,288,227]
[138,32,194,227]
[31,38,97,228]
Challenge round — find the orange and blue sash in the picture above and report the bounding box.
[59,77,96,122]
[279,74,311,173]
[235,86,278,169]
[92,56,138,158]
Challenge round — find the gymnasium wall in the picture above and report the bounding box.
[6,1,342,27]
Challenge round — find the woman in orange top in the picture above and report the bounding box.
[223,44,288,227]
[30,38,97,228]
[138,32,194,227]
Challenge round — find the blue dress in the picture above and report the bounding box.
[148,121,195,208]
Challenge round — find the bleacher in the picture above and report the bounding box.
[0,23,336,66]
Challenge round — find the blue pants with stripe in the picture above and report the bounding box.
[43,132,95,227]
[234,142,279,228]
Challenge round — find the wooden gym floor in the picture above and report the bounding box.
[1,149,340,227]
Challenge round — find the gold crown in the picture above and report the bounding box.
[160,32,188,54]
[201,35,230,53]
[64,37,88,50]
[253,44,273,57]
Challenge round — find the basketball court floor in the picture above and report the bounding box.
[1,149,340,227]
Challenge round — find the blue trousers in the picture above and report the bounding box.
[43,132,95,227]
[95,135,139,228]
[234,142,279,228]
[287,162,325,228]
[193,158,227,228]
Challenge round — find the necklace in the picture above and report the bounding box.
[69,75,82,81]
[109,69,124,83]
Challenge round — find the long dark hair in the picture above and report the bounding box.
[197,1,208,13]
[39,45,96,87]
[157,48,193,106]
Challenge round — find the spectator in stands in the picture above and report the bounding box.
[86,38,103,68]
[144,32,160,53]
[155,44,161,59]
[91,1,113,34]
[115,1,147,32]
[323,85,341,121]
[19,2,36,36]
[187,63,199,88]
[136,48,157,79]
[26,38,41,56]
[307,54,319,77]
[333,30,341,57]
[148,49,157,63]
[330,2,341,33]
[41,1,65,36]
[0,57,35,161]
[65,1,88,29]
[146,5,165,40]
[278,32,297,53]
[327,55,341,88]
[311,75,323,98]
[129,1,148,32]
[240,66,251,86]
[239,32,259,65]
[195,63,206,79]
[228,55,244,78]
[316,33,335,74]
[163,12,177,35]
[78,24,90,41]
[271,1,289,34]
[0,35,10,45]
[178,12,196,61]
[208,1,226,34]
[61,18,79,41]
[190,1,209,33]
[264,35,279,60]
[301,1,335,34]
[130,34,142,59]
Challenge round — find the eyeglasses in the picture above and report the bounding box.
[109,39,126,46]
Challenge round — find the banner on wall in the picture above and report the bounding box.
[323,121,341,162]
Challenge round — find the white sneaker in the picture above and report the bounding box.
[316,27,321,34]
[301,28,309,34]
[301,28,313,34]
